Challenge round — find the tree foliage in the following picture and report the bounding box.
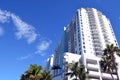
[20,64,52,80]
[66,62,87,80]
[100,44,120,80]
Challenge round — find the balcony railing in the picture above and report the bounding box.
[101,72,117,79]
[88,71,100,78]
[87,64,99,71]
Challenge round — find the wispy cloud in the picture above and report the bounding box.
[0,9,38,44]
[35,39,52,56]
[0,9,52,59]
[11,14,38,44]
[0,9,10,23]
[17,54,33,60]
[0,27,4,36]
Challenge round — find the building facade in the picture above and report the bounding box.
[46,8,119,80]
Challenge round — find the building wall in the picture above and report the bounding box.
[46,54,54,75]
[46,8,119,80]
[75,8,117,56]
[63,52,81,80]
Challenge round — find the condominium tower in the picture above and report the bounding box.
[46,8,119,80]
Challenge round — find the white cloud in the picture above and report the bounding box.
[0,9,38,44]
[11,14,38,44]
[0,27,4,36]
[35,39,51,56]
[0,9,10,23]
[17,54,33,60]
[0,9,52,59]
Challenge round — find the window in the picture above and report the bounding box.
[79,44,81,47]
[83,38,84,40]
[83,46,85,48]
[82,34,84,36]
[84,50,86,53]
[79,47,81,50]
[83,42,85,44]
[75,51,77,53]
[79,52,81,55]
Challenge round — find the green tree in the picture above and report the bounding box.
[78,65,87,80]
[42,70,52,80]
[66,62,87,80]
[20,64,52,80]
[100,44,120,80]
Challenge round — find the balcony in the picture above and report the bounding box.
[88,71,100,78]
[101,72,117,80]
[87,64,99,71]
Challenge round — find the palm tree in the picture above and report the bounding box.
[78,65,87,80]
[100,54,115,79]
[20,74,28,80]
[66,62,87,80]
[28,64,43,80]
[100,44,120,80]
[20,71,34,80]
[42,70,52,80]
[20,64,53,80]
[20,64,43,80]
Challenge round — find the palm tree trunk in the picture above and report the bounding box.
[75,74,77,80]
[110,71,114,80]
[113,56,119,80]
[115,65,119,80]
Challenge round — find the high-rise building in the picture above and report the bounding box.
[46,8,120,80]
[66,8,118,56]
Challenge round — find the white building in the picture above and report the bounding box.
[66,8,118,56]
[46,54,54,75]
[46,8,120,80]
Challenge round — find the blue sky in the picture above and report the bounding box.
[0,0,120,80]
